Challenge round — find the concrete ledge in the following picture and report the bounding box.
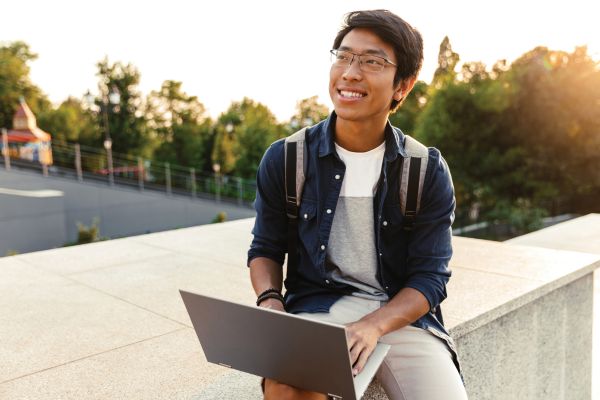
[1,215,598,399]
[445,238,600,339]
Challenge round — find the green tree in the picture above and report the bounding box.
[416,52,528,226]
[213,98,285,177]
[0,41,50,129]
[212,110,240,175]
[37,97,100,146]
[389,80,429,135]
[147,80,213,170]
[94,58,149,156]
[502,46,600,214]
[288,95,329,130]
[416,43,600,229]
[414,35,547,227]
[432,36,460,88]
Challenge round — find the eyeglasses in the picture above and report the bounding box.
[330,49,397,72]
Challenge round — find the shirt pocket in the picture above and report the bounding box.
[297,200,318,258]
[381,204,405,237]
[380,204,408,275]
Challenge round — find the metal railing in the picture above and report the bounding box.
[0,138,256,207]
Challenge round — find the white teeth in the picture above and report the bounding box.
[340,90,365,98]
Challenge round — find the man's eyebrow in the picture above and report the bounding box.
[338,45,390,58]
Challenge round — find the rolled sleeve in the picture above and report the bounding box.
[403,148,455,312]
[247,139,288,267]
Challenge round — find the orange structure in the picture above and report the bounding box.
[3,99,53,165]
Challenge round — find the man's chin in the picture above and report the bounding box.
[333,108,364,123]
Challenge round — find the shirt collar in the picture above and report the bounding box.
[318,111,407,160]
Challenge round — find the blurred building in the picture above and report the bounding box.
[2,98,53,165]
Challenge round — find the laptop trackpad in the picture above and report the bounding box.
[354,343,391,398]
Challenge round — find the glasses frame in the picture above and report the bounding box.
[330,49,398,72]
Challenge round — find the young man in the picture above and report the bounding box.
[248,10,468,400]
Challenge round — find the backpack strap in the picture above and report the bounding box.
[284,127,308,272]
[399,135,429,230]
[400,136,447,327]
[284,127,307,218]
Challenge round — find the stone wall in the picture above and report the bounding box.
[456,274,593,399]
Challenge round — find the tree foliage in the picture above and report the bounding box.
[37,97,100,146]
[94,58,149,156]
[432,36,460,87]
[0,41,50,129]
[415,40,600,229]
[213,97,286,177]
[503,46,600,214]
[147,80,213,170]
[2,38,599,232]
[289,95,329,130]
[389,80,428,135]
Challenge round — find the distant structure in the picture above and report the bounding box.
[2,98,53,165]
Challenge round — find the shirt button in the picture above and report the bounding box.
[326,209,332,214]
[383,221,388,226]
[320,245,326,251]
[385,286,389,290]
[379,252,383,257]
[325,279,330,284]
[303,213,308,219]
[335,174,341,180]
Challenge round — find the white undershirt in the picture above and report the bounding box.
[326,140,388,299]
[335,141,386,197]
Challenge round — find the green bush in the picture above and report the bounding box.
[211,212,227,223]
[63,218,108,247]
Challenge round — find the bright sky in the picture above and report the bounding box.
[1,0,599,122]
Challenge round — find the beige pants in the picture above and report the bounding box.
[296,296,468,400]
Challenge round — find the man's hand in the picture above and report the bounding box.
[345,317,382,376]
[344,287,431,376]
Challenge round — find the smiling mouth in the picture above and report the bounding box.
[338,90,367,99]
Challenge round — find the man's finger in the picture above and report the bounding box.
[346,334,356,350]
[349,343,362,365]
[345,327,358,347]
[352,345,374,376]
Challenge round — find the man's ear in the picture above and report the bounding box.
[393,76,418,101]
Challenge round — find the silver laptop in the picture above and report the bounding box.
[180,290,390,400]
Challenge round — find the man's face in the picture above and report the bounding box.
[329,28,402,124]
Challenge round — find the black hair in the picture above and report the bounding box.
[332,10,423,111]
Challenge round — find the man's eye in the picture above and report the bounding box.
[364,57,384,66]
[337,53,351,61]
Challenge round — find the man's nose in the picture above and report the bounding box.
[342,56,362,80]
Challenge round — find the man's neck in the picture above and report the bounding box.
[334,117,388,152]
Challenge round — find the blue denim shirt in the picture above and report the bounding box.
[248,112,459,369]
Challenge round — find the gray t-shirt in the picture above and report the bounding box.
[326,141,389,301]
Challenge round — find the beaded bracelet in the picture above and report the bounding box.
[257,292,285,306]
[256,288,284,306]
